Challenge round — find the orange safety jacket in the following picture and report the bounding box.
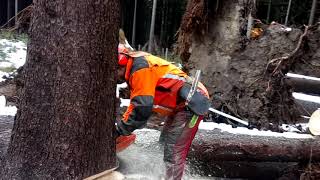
[117,52,209,135]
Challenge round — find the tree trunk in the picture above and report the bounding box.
[7,0,13,27]
[14,0,18,25]
[1,0,120,179]
[285,76,320,96]
[131,0,137,48]
[148,0,157,52]
[285,0,292,26]
[309,0,318,25]
[295,99,320,117]
[190,130,320,162]
[160,0,166,46]
[266,0,272,23]
[246,0,255,38]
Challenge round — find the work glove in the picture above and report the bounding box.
[115,119,132,137]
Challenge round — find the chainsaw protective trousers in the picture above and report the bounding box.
[160,109,203,180]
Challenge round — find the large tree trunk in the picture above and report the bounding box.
[1,0,120,179]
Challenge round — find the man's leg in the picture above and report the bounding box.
[163,110,202,180]
[159,116,171,145]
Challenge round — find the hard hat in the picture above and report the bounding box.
[118,44,129,66]
[309,109,320,136]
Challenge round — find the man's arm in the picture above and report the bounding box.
[117,68,157,135]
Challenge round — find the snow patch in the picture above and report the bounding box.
[199,121,313,139]
[0,39,27,67]
[0,96,17,116]
[284,27,292,32]
[0,39,27,82]
[287,73,320,81]
[0,71,8,82]
[120,98,130,107]
[116,83,128,98]
[281,123,308,133]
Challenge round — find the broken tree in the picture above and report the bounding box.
[176,0,320,130]
[1,0,120,179]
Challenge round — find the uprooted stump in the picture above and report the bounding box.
[176,0,320,131]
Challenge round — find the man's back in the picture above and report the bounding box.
[126,53,188,115]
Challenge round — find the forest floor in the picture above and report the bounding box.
[1,114,318,179]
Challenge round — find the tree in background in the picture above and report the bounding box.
[120,0,187,52]
[1,0,119,179]
[256,0,318,26]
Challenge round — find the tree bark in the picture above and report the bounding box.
[148,0,157,52]
[266,0,272,23]
[190,130,320,162]
[7,0,13,27]
[285,0,292,26]
[14,0,18,25]
[285,76,320,96]
[309,0,318,25]
[1,0,120,179]
[131,0,137,48]
[295,99,320,117]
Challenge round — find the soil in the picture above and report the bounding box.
[177,0,320,131]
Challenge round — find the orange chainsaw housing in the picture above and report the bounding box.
[116,134,136,153]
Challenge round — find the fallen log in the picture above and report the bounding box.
[190,129,320,162]
[285,75,320,96]
[295,99,320,117]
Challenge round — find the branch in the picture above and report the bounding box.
[0,5,32,29]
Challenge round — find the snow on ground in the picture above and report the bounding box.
[0,96,17,116]
[287,72,320,81]
[198,121,313,139]
[120,98,130,107]
[0,38,26,115]
[0,39,27,82]
[0,71,8,81]
[0,39,27,67]
[120,96,314,139]
[116,82,127,98]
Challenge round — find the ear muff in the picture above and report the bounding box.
[118,53,129,66]
[118,44,129,66]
